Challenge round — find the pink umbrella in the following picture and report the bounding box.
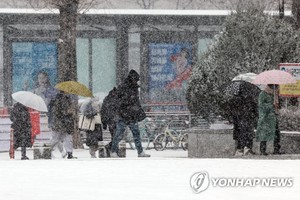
[252,69,296,85]
[253,69,296,108]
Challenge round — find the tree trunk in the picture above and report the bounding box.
[58,0,82,148]
[292,0,300,29]
[279,0,285,63]
[58,1,78,82]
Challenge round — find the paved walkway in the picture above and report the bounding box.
[2,147,300,160]
[0,147,188,160]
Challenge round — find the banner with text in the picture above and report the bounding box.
[148,43,192,111]
[279,63,300,97]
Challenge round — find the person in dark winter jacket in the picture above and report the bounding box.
[100,87,118,151]
[49,91,77,159]
[81,98,103,158]
[10,102,32,160]
[231,97,258,156]
[110,70,150,158]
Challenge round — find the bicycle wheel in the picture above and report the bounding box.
[166,130,179,149]
[127,130,150,150]
[180,133,188,151]
[153,133,167,151]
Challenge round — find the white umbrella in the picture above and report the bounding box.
[232,73,257,83]
[12,91,48,112]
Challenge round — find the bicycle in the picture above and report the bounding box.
[152,120,188,151]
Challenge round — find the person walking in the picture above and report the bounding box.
[232,96,258,156]
[256,84,282,155]
[80,98,103,158]
[110,70,150,158]
[101,87,118,153]
[10,102,32,160]
[218,80,260,157]
[49,91,77,159]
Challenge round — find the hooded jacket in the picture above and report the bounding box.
[117,70,146,124]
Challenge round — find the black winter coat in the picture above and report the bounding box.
[100,87,118,129]
[50,93,74,134]
[117,70,146,124]
[10,103,32,148]
[231,97,258,141]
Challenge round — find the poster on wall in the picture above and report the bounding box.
[279,63,300,97]
[12,42,58,105]
[148,43,192,111]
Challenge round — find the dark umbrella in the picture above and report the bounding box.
[218,80,261,99]
[216,80,261,121]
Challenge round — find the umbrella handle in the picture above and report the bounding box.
[273,85,279,113]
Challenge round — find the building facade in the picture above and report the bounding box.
[0,0,291,111]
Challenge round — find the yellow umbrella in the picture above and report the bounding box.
[55,81,93,97]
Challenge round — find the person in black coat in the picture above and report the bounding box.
[110,70,150,157]
[49,91,77,159]
[100,87,118,151]
[81,98,103,158]
[10,102,32,160]
[231,97,258,156]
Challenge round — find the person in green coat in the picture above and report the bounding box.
[256,84,281,155]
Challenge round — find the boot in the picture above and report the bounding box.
[260,141,268,156]
[21,156,29,160]
[67,152,77,159]
[105,144,111,157]
[21,147,29,160]
[110,152,119,158]
[89,146,97,158]
[273,139,283,154]
[138,151,151,157]
[234,149,243,157]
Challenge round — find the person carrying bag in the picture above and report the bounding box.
[80,97,103,158]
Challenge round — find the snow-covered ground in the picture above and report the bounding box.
[0,148,300,200]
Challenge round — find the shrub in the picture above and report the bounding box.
[279,107,300,131]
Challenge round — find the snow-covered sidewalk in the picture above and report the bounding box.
[0,149,300,200]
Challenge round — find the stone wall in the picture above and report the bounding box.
[187,128,300,158]
[0,0,292,10]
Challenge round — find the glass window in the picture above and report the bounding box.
[76,38,89,89]
[92,38,116,99]
[198,38,212,57]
